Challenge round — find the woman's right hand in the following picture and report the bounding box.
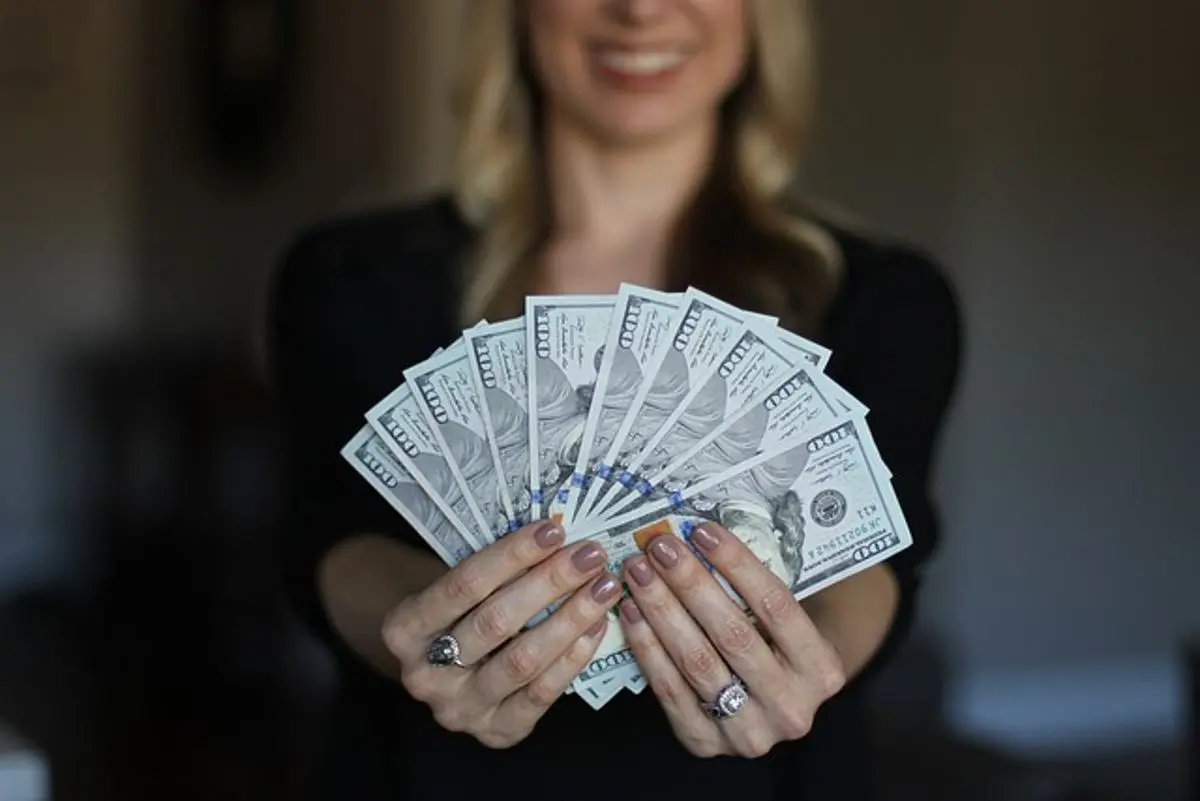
[382,520,622,749]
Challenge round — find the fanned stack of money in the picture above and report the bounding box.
[341,285,913,710]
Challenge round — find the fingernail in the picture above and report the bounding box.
[620,598,644,624]
[691,524,722,552]
[586,619,607,638]
[535,522,564,549]
[571,542,606,573]
[627,557,655,587]
[591,574,620,602]
[649,537,680,569]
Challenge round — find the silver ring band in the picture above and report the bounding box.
[425,633,468,668]
[701,677,749,721]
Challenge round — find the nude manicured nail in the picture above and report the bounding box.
[649,537,680,569]
[535,522,564,549]
[586,619,607,638]
[620,598,644,624]
[571,542,606,573]
[691,524,722,551]
[627,557,654,587]
[591,574,620,602]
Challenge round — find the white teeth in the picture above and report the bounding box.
[596,50,686,76]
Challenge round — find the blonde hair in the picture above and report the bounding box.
[451,0,840,331]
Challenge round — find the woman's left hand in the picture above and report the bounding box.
[618,524,846,759]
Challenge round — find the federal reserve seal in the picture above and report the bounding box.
[811,489,847,527]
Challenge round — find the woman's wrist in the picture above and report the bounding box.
[319,535,448,681]
[801,563,900,682]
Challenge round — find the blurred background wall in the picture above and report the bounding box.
[1,0,395,591]
[0,0,1196,798]
[1,0,138,596]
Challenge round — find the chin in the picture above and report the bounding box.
[589,110,710,150]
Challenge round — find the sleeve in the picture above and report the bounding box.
[839,249,963,687]
[264,225,427,666]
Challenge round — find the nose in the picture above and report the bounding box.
[607,0,668,24]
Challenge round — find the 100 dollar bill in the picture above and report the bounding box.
[587,320,822,521]
[342,426,476,565]
[577,288,761,522]
[464,318,530,533]
[405,338,510,542]
[525,295,616,521]
[366,380,487,549]
[559,285,681,526]
[601,364,846,522]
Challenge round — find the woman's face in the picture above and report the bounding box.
[526,0,749,147]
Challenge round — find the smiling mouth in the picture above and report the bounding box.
[592,48,689,77]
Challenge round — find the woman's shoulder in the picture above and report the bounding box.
[271,193,472,304]
[778,194,959,325]
[830,224,957,315]
[811,217,962,353]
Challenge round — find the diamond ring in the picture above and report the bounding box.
[701,678,749,721]
[425,633,468,668]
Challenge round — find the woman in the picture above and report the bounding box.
[267,1,961,799]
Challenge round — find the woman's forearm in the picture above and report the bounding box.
[317,535,449,680]
[801,563,900,681]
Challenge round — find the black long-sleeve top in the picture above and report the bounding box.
[266,196,962,801]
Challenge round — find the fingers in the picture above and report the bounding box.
[617,598,725,758]
[641,533,790,698]
[688,524,844,697]
[491,616,610,741]
[386,520,567,656]
[452,541,609,666]
[474,570,623,702]
[621,550,732,700]
[621,549,775,757]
